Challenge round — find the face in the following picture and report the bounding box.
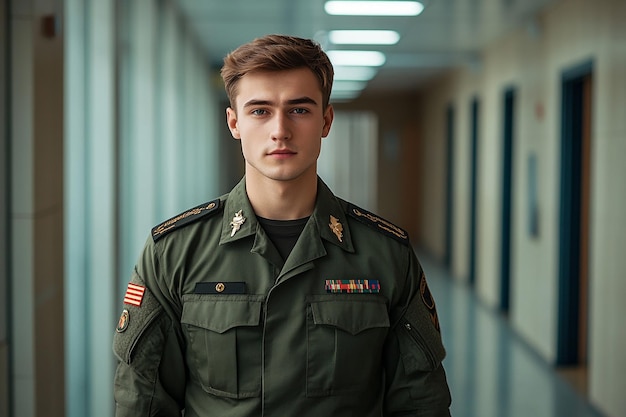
[226,67,334,185]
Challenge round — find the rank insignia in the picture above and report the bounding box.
[116,309,130,333]
[123,282,146,307]
[347,203,409,245]
[325,279,380,293]
[230,210,246,236]
[152,199,220,242]
[329,215,344,242]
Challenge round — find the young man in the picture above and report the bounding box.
[113,34,451,416]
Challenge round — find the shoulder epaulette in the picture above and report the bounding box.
[151,199,221,242]
[347,203,409,245]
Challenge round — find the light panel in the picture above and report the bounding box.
[329,30,400,45]
[333,66,378,81]
[331,90,361,97]
[330,90,362,101]
[327,50,386,67]
[325,1,424,16]
[333,80,368,91]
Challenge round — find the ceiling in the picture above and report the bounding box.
[174,0,556,100]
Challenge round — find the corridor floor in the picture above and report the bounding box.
[420,255,606,417]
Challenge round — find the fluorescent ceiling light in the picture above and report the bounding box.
[330,91,361,104]
[331,90,361,97]
[325,1,424,16]
[330,89,362,101]
[327,50,386,67]
[329,30,400,45]
[333,80,368,91]
[334,66,378,81]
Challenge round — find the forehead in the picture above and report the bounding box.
[234,67,323,107]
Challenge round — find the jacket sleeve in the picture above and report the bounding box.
[113,240,186,416]
[383,250,452,417]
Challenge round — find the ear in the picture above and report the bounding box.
[321,104,334,138]
[226,107,241,139]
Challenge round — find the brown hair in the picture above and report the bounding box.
[221,34,334,110]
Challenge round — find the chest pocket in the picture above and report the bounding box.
[306,296,390,397]
[181,295,264,399]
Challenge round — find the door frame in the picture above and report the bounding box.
[1,0,12,414]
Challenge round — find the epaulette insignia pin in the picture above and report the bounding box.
[347,203,409,245]
[230,210,246,236]
[329,215,344,242]
[152,199,220,241]
[325,279,381,294]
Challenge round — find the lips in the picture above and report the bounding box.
[268,149,296,156]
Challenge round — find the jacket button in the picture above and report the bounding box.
[404,323,412,331]
[215,282,225,292]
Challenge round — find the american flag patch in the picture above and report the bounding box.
[123,283,146,307]
[325,279,381,293]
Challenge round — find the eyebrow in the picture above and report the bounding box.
[242,96,319,108]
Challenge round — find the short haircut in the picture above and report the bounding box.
[221,34,334,110]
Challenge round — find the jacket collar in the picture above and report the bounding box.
[219,176,355,254]
[219,177,258,244]
[312,178,355,253]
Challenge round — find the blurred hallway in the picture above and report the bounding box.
[2,0,626,416]
[420,253,606,417]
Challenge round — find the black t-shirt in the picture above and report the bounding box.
[257,216,309,261]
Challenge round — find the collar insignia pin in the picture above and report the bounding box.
[230,210,246,237]
[329,215,343,242]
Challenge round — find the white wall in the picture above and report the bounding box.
[417,0,626,416]
[318,111,378,211]
[64,0,115,416]
[4,1,233,416]
[63,1,222,417]
[116,0,221,282]
[584,1,626,415]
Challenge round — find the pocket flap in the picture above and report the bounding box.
[311,300,389,335]
[181,297,263,333]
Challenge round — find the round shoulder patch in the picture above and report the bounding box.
[116,309,130,333]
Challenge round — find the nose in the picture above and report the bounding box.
[270,113,291,141]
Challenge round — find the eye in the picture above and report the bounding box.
[251,108,268,116]
[291,108,309,115]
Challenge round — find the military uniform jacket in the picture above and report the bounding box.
[113,177,451,417]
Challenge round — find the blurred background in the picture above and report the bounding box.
[1,0,625,416]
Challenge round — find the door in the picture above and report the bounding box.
[500,88,516,314]
[469,98,480,287]
[557,61,593,373]
[444,105,455,269]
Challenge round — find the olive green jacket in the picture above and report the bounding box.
[113,177,451,417]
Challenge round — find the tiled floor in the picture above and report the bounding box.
[420,255,606,417]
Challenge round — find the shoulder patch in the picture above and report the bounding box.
[151,199,221,242]
[347,203,409,245]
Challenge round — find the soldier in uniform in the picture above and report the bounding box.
[113,34,452,416]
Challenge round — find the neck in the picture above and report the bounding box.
[245,174,317,220]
